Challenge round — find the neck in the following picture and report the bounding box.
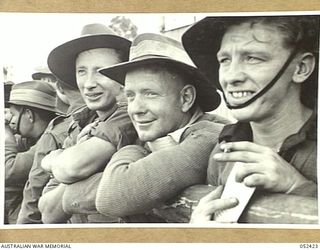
[251,101,312,150]
[96,103,117,121]
[31,121,49,140]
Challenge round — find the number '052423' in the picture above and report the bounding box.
[300,244,319,248]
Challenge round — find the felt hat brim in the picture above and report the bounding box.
[48,34,131,88]
[7,100,59,113]
[99,56,221,112]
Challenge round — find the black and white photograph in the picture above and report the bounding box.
[1,11,319,231]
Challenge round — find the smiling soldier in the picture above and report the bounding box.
[182,15,319,222]
[38,23,137,223]
[95,33,228,222]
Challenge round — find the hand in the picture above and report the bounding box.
[76,121,99,144]
[5,123,16,142]
[213,141,308,193]
[190,186,238,223]
[41,149,63,173]
[4,108,12,125]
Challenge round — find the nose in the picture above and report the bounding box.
[220,60,246,87]
[83,71,98,89]
[128,95,147,116]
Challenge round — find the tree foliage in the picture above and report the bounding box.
[109,16,138,40]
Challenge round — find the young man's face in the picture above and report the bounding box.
[124,67,189,142]
[76,48,123,112]
[217,22,300,122]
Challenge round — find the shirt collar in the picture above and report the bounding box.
[219,111,317,150]
[145,107,204,152]
[168,106,204,143]
[97,103,118,122]
[72,106,97,129]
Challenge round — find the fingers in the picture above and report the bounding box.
[191,186,239,223]
[243,174,267,188]
[213,151,260,163]
[41,156,51,172]
[77,134,89,144]
[200,197,239,215]
[235,163,262,182]
[220,141,274,154]
[232,163,267,188]
[199,185,224,202]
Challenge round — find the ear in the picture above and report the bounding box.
[56,81,65,95]
[180,84,197,112]
[25,108,35,123]
[292,52,315,83]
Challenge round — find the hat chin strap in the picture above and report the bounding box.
[15,107,25,135]
[223,49,298,110]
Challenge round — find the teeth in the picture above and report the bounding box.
[87,93,101,97]
[231,91,252,98]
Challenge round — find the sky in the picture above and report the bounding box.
[0,13,167,83]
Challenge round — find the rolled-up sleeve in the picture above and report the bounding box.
[89,106,137,149]
[62,172,103,214]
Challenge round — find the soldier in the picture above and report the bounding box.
[182,15,319,222]
[95,33,227,222]
[38,23,137,223]
[16,79,85,224]
[5,81,58,224]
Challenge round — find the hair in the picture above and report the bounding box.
[56,79,78,91]
[226,16,319,54]
[115,49,129,63]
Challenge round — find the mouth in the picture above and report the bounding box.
[84,92,103,101]
[134,119,155,128]
[227,90,256,105]
[229,91,255,98]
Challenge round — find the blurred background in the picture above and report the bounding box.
[1,13,207,83]
[0,13,233,119]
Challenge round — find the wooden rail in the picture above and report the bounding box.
[153,185,319,224]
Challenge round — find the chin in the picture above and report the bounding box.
[137,132,159,142]
[230,108,256,122]
[86,102,105,112]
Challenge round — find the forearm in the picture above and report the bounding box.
[51,138,116,184]
[39,184,71,224]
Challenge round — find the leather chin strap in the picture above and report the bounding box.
[223,49,298,110]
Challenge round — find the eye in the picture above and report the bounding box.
[144,91,158,98]
[218,57,231,65]
[245,56,264,64]
[76,68,86,76]
[125,91,135,102]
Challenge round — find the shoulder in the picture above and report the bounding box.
[100,104,132,129]
[187,113,229,134]
[200,113,231,125]
[46,116,72,131]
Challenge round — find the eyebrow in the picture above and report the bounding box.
[217,49,270,58]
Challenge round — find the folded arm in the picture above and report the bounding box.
[42,137,116,184]
[96,128,219,217]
